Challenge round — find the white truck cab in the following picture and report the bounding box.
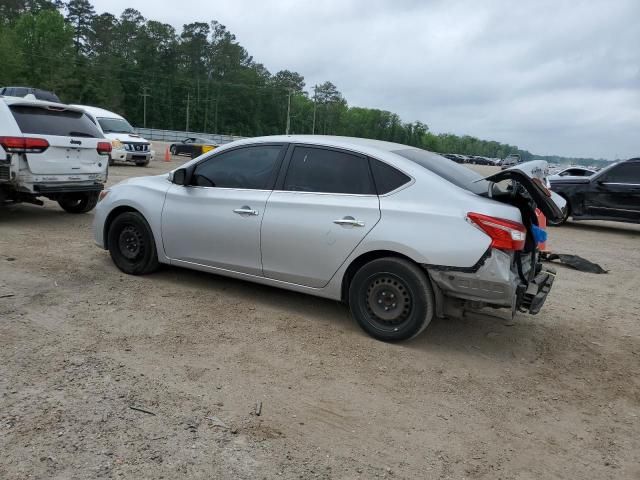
[72,105,154,166]
[0,95,110,213]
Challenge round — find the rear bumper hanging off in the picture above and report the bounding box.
[516,267,556,314]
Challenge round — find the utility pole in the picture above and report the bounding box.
[140,87,151,128]
[285,90,291,135]
[312,85,317,134]
[185,91,190,132]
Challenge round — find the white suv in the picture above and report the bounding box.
[0,96,110,213]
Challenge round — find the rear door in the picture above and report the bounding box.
[8,103,105,175]
[586,161,640,221]
[260,145,381,288]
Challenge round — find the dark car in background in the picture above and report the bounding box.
[0,86,61,103]
[169,137,218,158]
[549,158,640,225]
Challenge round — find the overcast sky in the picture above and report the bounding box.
[91,0,639,159]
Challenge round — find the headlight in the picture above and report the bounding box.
[111,140,122,149]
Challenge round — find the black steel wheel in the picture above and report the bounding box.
[107,211,159,275]
[349,257,434,341]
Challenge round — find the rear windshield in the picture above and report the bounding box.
[393,148,489,195]
[10,105,103,138]
[98,117,134,134]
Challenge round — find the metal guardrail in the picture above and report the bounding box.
[133,128,245,145]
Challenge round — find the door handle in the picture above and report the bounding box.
[333,216,365,227]
[233,206,258,216]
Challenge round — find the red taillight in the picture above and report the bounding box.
[467,212,527,251]
[97,141,112,155]
[0,136,49,153]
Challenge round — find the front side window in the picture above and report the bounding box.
[283,146,375,194]
[192,145,283,189]
[600,162,640,184]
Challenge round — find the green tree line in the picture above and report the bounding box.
[0,0,608,165]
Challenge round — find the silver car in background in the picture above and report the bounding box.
[93,136,563,341]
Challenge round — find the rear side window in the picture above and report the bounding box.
[370,159,411,194]
[393,148,488,195]
[284,146,375,195]
[10,106,103,138]
[192,145,283,189]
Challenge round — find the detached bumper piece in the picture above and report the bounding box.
[517,266,556,315]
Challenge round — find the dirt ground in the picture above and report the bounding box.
[1,148,639,479]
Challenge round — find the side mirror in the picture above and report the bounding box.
[172,168,188,186]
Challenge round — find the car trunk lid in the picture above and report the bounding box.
[480,160,566,222]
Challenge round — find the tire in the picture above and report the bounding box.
[108,156,115,166]
[57,192,99,214]
[170,145,177,155]
[348,257,434,341]
[548,200,570,226]
[107,212,159,275]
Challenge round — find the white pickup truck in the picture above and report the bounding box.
[0,95,110,213]
[73,105,154,167]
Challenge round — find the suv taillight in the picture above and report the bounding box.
[97,142,112,155]
[0,136,49,153]
[467,212,526,251]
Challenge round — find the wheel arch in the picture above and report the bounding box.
[340,250,420,302]
[103,205,142,249]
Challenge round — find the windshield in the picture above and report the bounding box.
[393,148,489,195]
[98,117,134,134]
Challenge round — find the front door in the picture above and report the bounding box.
[586,161,640,222]
[261,145,381,288]
[161,144,285,275]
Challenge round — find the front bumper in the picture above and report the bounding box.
[110,148,155,163]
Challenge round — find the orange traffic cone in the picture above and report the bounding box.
[164,146,171,162]
[535,208,549,252]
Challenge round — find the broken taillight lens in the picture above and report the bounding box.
[467,212,526,251]
[0,136,49,153]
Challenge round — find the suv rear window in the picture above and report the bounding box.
[393,148,489,195]
[10,106,103,138]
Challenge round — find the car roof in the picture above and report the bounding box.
[229,135,429,154]
[70,104,125,120]
[1,96,84,113]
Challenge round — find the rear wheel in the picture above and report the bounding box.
[57,192,99,213]
[348,257,434,341]
[107,212,159,275]
[170,145,177,155]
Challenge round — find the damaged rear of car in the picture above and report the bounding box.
[393,150,564,321]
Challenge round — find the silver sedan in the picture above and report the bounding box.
[94,136,563,341]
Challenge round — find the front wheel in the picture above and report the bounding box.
[348,257,434,341]
[170,145,177,155]
[107,212,159,275]
[57,192,99,213]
